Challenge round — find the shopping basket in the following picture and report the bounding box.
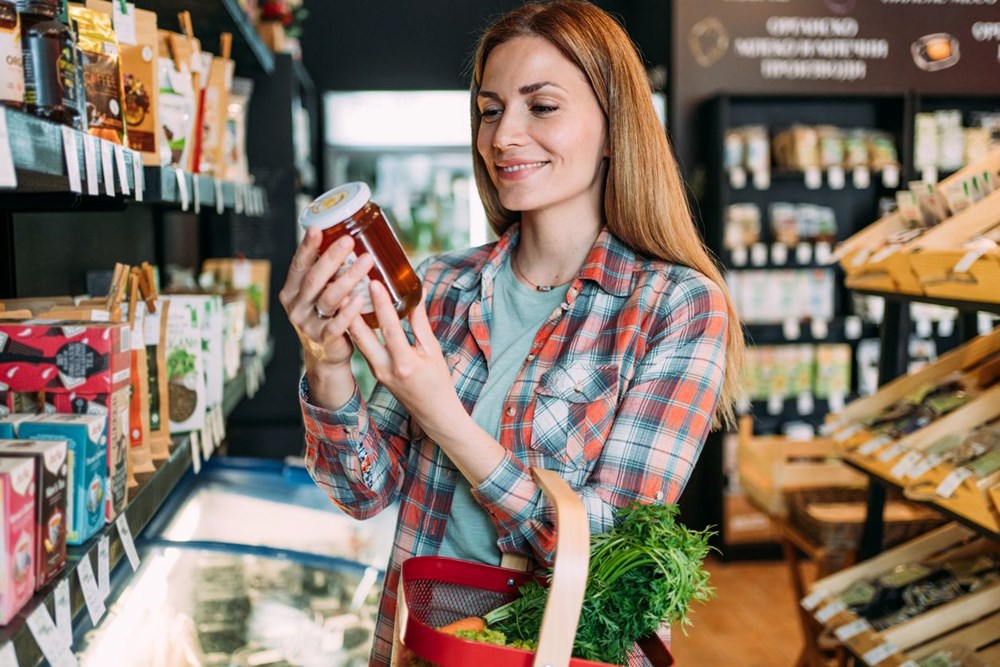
[392,468,675,667]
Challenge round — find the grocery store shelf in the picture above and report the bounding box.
[743,317,879,346]
[0,347,272,666]
[854,289,1000,316]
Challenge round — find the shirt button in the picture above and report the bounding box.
[505,406,516,417]
[654,490,664,501]
[526,354,536,362]
[573,384,583,393]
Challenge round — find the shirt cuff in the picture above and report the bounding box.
[299,373,363,431]
[470,449,554,529]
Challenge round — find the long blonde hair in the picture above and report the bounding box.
[471,0,744,426]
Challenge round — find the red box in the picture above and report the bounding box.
[0,321,131,395]
[0,457,36,624]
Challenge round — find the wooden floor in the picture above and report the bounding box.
[671,557,815,667]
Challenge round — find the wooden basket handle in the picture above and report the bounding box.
[529,467,590,667]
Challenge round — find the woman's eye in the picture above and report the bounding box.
[480,107,502,121]
[531,104,558,115]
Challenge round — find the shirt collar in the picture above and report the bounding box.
[452,223,635,297]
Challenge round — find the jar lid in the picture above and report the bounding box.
[299,182,372,230]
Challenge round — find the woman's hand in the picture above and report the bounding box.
[279,227,375,409]
[349,281,467,441]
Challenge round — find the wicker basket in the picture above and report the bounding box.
[787,487,946,551]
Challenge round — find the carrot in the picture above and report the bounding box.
[437,616,486,636]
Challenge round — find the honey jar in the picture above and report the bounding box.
[299,182,422,327]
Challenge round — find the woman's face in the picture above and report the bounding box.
[476,35,609,221]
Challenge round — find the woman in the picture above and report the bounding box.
[280,1,744,663]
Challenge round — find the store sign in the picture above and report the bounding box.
[675,1,1000,95]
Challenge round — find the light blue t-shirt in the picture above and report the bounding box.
[437,257,570,564]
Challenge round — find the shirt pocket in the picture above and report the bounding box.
[529,364,620,470]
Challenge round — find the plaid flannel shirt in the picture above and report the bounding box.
[301,224,729,665]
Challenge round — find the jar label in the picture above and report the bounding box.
[336,252,374,315]
[0,23,23,103]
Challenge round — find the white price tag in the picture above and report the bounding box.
[877,442,906,463]
[0,109,16,189]
[218,405,227,441]
[215,178,225,214]
[115,514,140,572]
[83,134,99,196]
[114,144,130,195]
[832,423,862,443]
[256,356,266,385]
[801,590,826,611]
[810,319,829,340]
[736,396,751,416]
[844,315,863,340]
[898,661,920,667]
[907,454,941,480]
[828,166,846,190]
[61,127,82,194]
[828,392,846,413]
[815,242,833,265]
[100,140,115,196]
[771,243,788,265]
[853,166,871,189]
[863,642,899,666]
[175,168,189,211]
[112,2,137,45]
[796,242,812,265]
[731,246,748,267]
[921,166,939,184]
[882,165,900,189]
[804,166,822,190]
[936,467,973,498]
[191,431,202,474]
[26,604,77,667]
[76,555,107,625]
[750,242,768,266]
[234,183,244,214]
[797,392,815,415]
[193,176,201,213]
[97,536,110,598]
[201,426,213,460]
[937,317,955,338]
[0,642,18,667]
[834,618,872,642]
[891,451,924,479]
[729,166,747,189]
[767,394,785,416]
[752,169,770,190]
[783,318,802,340]
[54,579,72,648]
[858,435,892,456]
[814,599,847,623]
[131,150,143,201]
[915,317,933,339]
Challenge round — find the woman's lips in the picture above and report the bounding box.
[496,161,548,180]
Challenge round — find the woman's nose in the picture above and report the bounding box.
[492,110,526,150]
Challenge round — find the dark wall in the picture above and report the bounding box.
[301,0,670,92]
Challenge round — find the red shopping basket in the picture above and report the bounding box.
[393,468,675,667]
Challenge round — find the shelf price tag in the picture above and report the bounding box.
[234,183,244,214]
[782,318,802,341]
[797,392,814,415]
[730,246,748,267]
[804,166,822,190]
[83,135,99,196]
[751,169,770,190]
[937,317,955,338]
[796,242,812,265]
[728,166,747,190]
[920,166,938,184]
[77,553,107,624]
[857,435,892,456]
[834,618,872,642]
[0,110,13,189]
[844,315,863,340]
[0,642,18,667]
[100,140,115,196]
[915,317,933,339]
[863,642,899,666]
[26,603,77,667]
[827,166,845,190]
[907,454,941,480]
[770,243,788,265]
[114,144,130,195]
[174,168,189,211]
[767,394,785,416]
[881,165,900,189]
[891,450,924,479]
[800,590,826,611]
[201,422,214,460]
[115,514,140,571]
[829,392,846,413]
[214,178,225,214]
[190,431,202,474]
[97,536,111,598]
[814,599,846,623]
[61,127,82,194]
[131,150,144,202]
[853,166,871,189]
[936,467,973,499]
[898,661,920,667]
[810,319,829,340]
[112,2,137,45]
[815,242,833,265]
[832,423,862,444]
[192,176,201,213]
[54,579,72,648]
[877,442,906,463]
[750,242,768,266]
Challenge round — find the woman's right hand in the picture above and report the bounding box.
[279,227,375,374]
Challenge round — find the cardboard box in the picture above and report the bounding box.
[20,414,106,545]
[0,413,33,439]
[0,457,36,623]
[0,439,68,589]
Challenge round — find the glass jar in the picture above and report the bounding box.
[0,1,23,109]
[299,182,422,328]
[19,0,83,128]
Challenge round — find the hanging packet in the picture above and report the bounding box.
[69,6,127,145]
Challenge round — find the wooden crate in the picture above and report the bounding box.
[737,417,865,517]
[906,611,1000,665]
[804,524,1000,662]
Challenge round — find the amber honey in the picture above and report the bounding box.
[299,182,422,328]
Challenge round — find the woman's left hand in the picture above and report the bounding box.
[349,281,466,440]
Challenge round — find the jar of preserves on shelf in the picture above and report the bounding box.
[18,0,83,128]
[299,182,422,328]
[0,1,23,109]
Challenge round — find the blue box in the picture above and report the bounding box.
[20,414,106,545]
[0,414,33,440]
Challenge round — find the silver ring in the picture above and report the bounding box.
[314,304,331,319]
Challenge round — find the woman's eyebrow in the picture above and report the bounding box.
[477,81,565,99]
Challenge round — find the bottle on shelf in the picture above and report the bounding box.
[0,0,24,109]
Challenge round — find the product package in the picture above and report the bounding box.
[224,77,254,183]
[198,37,234,176]
[145,295,171,461]
[0,413,33,439]
[86,1,160,163]
[20,414,106,545]
[202,258,271,355]
[69,5,127,144]
[0,439,68,590]
[162,296,208,434]
[0,457,35,623]
[123,298,154,481]
[221,294,246,382]
[157,29,197,167]
[0,3,23,108]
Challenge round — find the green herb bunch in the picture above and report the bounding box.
[167,348,196,381]
[484,502,715,664]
